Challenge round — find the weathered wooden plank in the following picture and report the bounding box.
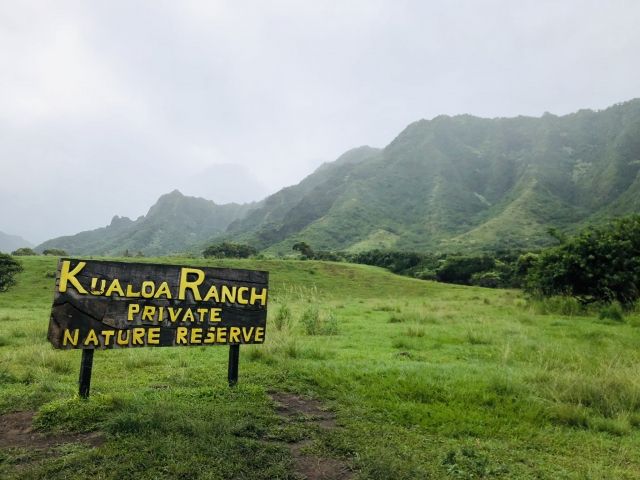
[48,259,268,349]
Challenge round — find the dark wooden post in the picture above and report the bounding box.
[79,349,94,399]
[228,345,239,386]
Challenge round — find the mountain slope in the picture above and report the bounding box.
[36,191,256,256]
[208,146,382,249]
[213,99,640,254]
[0,231,33,253]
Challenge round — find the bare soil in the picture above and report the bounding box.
[0,411,105,461]
[270,393,355,480]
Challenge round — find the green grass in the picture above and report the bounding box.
[2,256,640,478]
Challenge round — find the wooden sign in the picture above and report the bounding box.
[48,259,268,350]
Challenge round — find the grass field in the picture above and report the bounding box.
[2,256,640,478]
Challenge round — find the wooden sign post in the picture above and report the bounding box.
[47,259,268,398]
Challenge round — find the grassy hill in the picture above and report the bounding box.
[2,256,640,477]
[35,190,257,257]
[209,99,640,254]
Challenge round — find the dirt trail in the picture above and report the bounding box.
[0,410,105,468]
[270,393,355,480]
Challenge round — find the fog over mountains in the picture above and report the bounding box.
[36,99,640,256]
[0,231,33,254]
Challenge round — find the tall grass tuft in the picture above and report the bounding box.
[273,304,291,331]
[598,303,624,322]
[406,326,426,338]
[300,307,338,335]
[301,306,321,335]
[527,296,583,316]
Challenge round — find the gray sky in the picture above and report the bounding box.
[1,0,639,244]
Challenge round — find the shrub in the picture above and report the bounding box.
[11,247,38,256]
[414,269,437,281]
[203,242,257,259]
[292,241,315,260]
[526,216,640,310]
[599,304,624,322]
[437,255,496,285]
[0,253,23,292]
[470,271,503,288]
[42,248,68,256]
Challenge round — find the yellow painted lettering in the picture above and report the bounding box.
[229,327,241,343]
[154,281,172,299]
[176,327,188,344]
[132,328,145,345]
[142,306,156,321]
[197,308,207,322]
[106,279,125,297]
[148,328,160,345]
[168,307,182,322]
[255,327,265,343]
[102,330,115,346]
[90,278,106,295]
[250,287,268,306]
[210,308,222,322]
[141,281,155,298]
[190,328,203,344]
[217,327,227,343]
[158,306,164,323]
[203,285,219,302]
[84,329,99,346]
[59,261,87,294]
[242,327,254,342]
[126,284,141,298]
[221,285,237,303]
[178,268,205,300]
[127,303,140,321]
[204,327,216,344]
[182,308,195,322]
[117,330,130,345]
[63,329,79,346]
[237,287,249,304]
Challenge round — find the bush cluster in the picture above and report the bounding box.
[203,242,258,259]
[0,253,23,292]
[287,214,640,310]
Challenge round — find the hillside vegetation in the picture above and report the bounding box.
[215,99,640,254]
[35,99,640,257]
[36,191,257,257]
[2,257,640,477]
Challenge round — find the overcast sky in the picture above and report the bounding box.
[1,0,639,244]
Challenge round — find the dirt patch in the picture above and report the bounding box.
[0,411,105,451]
[270,393,355,480]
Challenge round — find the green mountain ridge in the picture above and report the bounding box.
[35,99,640,256]
[212,99,640,254]
[35,191,258,256]
[0,231,34,253]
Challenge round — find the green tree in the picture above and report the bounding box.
[292,241,315,260]
[203,242,257,259]
[0,253,23,292]
[11,247,38,256]
[526,215,640,309]
[42,248,68,256]
[436,255,496,285]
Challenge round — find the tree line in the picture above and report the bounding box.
[3,215,640,311]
